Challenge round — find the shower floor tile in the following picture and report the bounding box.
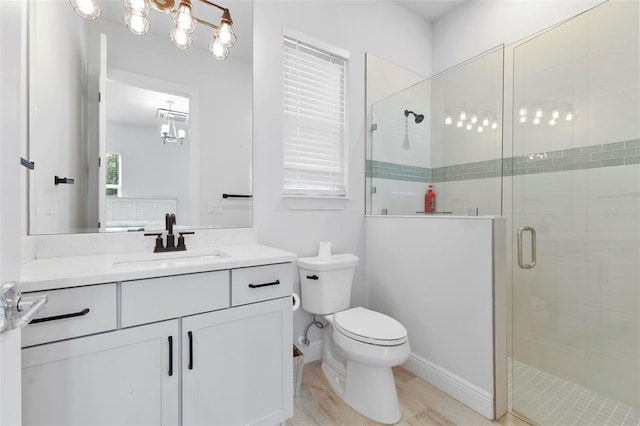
[510,359,640,425]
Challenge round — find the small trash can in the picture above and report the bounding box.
[293,345,304,398]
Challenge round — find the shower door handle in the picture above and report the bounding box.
[517,226,537,269]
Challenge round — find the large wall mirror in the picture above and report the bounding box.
[28,0,253,235]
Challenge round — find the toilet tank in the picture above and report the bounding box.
[297,254,359,315]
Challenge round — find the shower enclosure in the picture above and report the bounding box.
[367,0,639,424]
[510,1,640,424]
[367,46,504,217]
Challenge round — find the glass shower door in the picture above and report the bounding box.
[511,1,640,424]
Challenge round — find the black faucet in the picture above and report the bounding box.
[144,213,195,253]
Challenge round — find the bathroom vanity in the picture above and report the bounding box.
[20,243,295,426]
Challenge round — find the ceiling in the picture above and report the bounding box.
[107,81,190,127]
[396,0,467,22]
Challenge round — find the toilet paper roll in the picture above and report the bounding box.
[318,241,332,260]
[292,293,301,311]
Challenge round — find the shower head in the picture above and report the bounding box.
[404,109,424,124]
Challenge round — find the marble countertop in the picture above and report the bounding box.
[21,244,297,292]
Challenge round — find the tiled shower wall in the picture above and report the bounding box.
[367,138,640,215]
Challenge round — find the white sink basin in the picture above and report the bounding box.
[114,250,229,268]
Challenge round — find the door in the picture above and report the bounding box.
[511,1,640,424]
[22,320,179,426]
[182,297,292,426]
[0,0,27,423]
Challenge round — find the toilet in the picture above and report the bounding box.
[297,253,410,424]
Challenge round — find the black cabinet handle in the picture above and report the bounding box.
[188,331,194,370]
[31,308,90,324]
[248,279,280,289]
[306,275,319,280]
[168,336,174,377]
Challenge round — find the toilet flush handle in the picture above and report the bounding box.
[306,275,319,280]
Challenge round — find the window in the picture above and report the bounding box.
[106,153,122,196]
[283,32,348,197]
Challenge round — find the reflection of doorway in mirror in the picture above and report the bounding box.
[103,75,192,232]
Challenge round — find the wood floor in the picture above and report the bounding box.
[287,361,530,426]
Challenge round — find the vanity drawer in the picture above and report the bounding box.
[22,284,117,347]
[121,270,229,327]
[231,263,293,306]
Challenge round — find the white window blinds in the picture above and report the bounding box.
[283,35,347,196]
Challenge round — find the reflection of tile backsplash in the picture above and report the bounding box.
[368,139,640,183]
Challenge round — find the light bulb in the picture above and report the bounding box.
[565,111,574,121]
[456,121,463,128]
[161,124,169,136]
[470,114,478,124]
[124,13,149,35]
[123,0,149,15]
[466,123,473,131]
[519,116,527,123]
[533,117,540,125]
[551,109,559,119]
[71,0,101,19]
[491,121,498,130]
[477,126,484,133]
[216,22,236,47]
[444,116,452,125]
[535,108,543,118]
[482,117,489,126]
[170,28,192,49]
[174,0,196,33]
[548,118,556,126]
[178,129,186,138]
[459,111,467,121]
[519,107,527,117]
[209,37,229,60]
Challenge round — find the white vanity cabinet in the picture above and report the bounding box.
[22,319,180,426]
[182,297,291,426]
[21,261,294,426]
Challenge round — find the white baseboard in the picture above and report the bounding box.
[404,353,494,419]
[299,340,322,364]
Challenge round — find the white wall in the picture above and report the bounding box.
[367,216,506,419]
[253,0,432,350]
[432,0,606,74]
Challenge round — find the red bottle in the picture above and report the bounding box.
[425,185,436,213]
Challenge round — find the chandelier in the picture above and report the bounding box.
[68,0,237,60]
[158,101,188,144]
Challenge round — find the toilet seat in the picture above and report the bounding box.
[333,307,407,346]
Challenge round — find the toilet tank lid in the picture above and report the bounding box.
[297,253,359,271]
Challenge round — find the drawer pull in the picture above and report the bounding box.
[248,280,280,289]
[306,275,319,280]
[168,336,174,377]
[188,331,194,370]
[31,308,90,324]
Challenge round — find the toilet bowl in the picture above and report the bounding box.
[298,254,411,424]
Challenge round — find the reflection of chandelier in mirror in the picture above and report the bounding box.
[158,101,189,145]
[68,0,236,60]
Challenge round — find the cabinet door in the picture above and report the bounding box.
[182,297,293,426]
[22,320,180,426]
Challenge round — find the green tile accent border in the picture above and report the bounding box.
[366,160,431,182]
[367,139,640,184]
